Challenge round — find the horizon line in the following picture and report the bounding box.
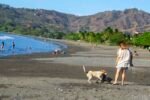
[0,3,149,16]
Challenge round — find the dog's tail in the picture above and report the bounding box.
[83,65,88,73]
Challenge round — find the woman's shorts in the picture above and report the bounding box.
[117,67,128,71]
[116,63,130,71]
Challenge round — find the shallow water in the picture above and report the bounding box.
[0,32,64,57]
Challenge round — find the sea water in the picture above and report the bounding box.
[0,32,64,57]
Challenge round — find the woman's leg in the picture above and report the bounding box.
[121,69,126,85]
[113,68,120,84]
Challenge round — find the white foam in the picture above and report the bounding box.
[0,36,14,40]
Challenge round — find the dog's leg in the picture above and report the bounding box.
[88,79,92,84]
[97,76,103,83]
[88,76,92,84]
[96,79,100,84]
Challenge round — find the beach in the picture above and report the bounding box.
[0,40,150,100]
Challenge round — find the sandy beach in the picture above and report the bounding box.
[0,40,150,100]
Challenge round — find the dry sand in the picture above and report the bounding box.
[0,40,150,100]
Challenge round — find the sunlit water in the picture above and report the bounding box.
[0,32,66,57]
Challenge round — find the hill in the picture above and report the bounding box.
[0,4,150,35]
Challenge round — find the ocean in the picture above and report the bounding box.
[0,32,65,57]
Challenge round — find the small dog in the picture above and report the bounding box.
[83,65,108,84]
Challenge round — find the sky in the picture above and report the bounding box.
[0,0,149,16]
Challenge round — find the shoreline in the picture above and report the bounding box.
[0,33,68,58]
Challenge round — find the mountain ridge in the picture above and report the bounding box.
[0,4,150,34]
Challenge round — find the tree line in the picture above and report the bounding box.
[65,27,150,48]
[0,22,65,39]
[0,23,150,48]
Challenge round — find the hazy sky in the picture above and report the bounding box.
[0,0,149,16]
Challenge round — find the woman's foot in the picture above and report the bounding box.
[112,82,118,85]
[121,82,124,86]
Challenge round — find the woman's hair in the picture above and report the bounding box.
[118,41,128,49]
[118,41,126,46]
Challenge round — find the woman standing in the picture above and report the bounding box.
[12,41,15,49]
[1,41,4,49]
[113,41,131,85]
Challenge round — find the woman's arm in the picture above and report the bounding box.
[116,56,120,66]
[116,48,121,66]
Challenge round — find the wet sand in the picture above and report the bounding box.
[0,40,150,100]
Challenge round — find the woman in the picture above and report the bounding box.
[113,41,131,85]
[12,41,15,49]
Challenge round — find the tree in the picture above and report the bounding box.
[109,32,125,45]
[78,32,85,40]
[101,27,114,42]
[132,32,150,46]
[104,27,114,33]
[64,33,79,40]
[87,32,96,43]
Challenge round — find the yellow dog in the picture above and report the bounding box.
[83,65,107,84]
